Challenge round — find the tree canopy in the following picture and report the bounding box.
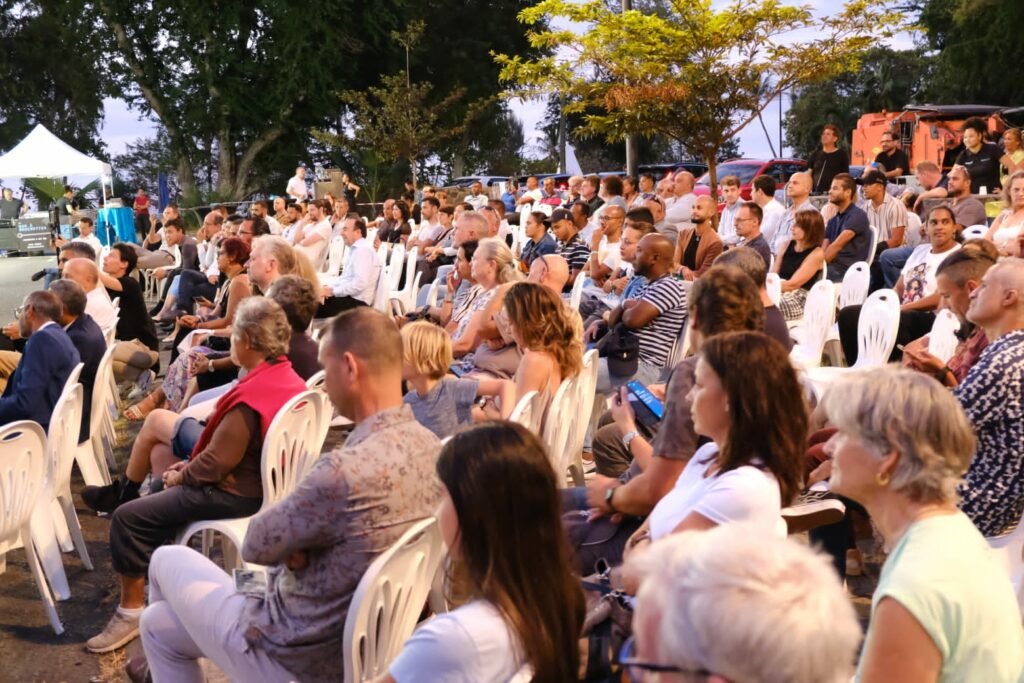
[497,0,902,191]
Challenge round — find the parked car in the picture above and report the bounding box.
[446,175,508,189]
[693,158,808,200]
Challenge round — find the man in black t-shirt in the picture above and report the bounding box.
[54,186,78,237]
[807,124,850,194]
[100,243,160,388]
[874,132,910,180]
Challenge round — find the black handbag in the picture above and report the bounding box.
[597,323,640,378]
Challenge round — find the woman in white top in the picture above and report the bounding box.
[984,170,1024,255]
[632,331,806,551]
[382,423,584,683]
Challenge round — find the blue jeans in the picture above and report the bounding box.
[879,246,913,288]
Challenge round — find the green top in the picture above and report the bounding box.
[857,511,1024,682]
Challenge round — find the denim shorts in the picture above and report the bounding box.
[171,417,205,459]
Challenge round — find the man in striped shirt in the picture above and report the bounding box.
[586,233,687,391]
[552,208,589,290]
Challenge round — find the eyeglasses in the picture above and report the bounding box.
[13,305,25,318]
[618,636,708,680]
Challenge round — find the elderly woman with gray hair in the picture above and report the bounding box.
[623,523,861,683]
[822,366,1024,682]
[84,297,311,655]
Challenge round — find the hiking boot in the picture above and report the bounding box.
[82,479,139,514]
[86,610,140,653]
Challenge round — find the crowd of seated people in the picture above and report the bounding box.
[7,156,1024,683]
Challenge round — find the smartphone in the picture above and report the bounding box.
[626,380,665,429]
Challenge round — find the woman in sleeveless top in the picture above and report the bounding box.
[773,209,826,321]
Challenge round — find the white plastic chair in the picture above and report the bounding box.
[865,224,880,263]
[564,350,600,487]
[177,391,326,570]
[372,265,392,314]
[927,309,961,364]
[904,212,923,248]
[789,280,836,370]
[304,370,334,448]
[343,517,445,683]
[326,236,348,276]
[366,227,378,245]
[76,346,116,486]
[837,261,871,309]
[390,246,421,314]
[569,273,586,311]
[424,280,440,309]
[387,244,406,294]
[0,421,63,634]
[766,272,782,306]
[962,224,989,240]
[508,390,543,434]
[540,379,579,488]
[987,509,1024,614]
[45,383,93,574]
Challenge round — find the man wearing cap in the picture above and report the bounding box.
[552,208,589,289]
[858,169,907,253]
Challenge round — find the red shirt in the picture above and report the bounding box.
[133,193,150,216]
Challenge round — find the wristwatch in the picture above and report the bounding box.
[622,429,640,449]
[604,486,618,513]
[207,361,215,373]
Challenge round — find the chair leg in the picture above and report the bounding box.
[222,538,240,572]
[51,499,73,553]
[30,503,70,601]
[25,531,63,635]
[75,442,107,487]
[58,495,93,571]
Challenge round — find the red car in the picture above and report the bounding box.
[692,158,808,201]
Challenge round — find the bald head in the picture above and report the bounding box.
[967,257,1024,335]
[528,254,570,295]
[635,233,675,279]
[63,258,100,290]
[787,171,812,200]
[692,195,718,224]
[673,171,695,196]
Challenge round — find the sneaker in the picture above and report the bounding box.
[86,610,140,653]
[782,491,846,534]
[30,269,46,282]
[82,479,139,514]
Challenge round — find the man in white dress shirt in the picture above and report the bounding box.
[717,175,744,246]
[285,166,309,202]
[316,216,381,318]
[663,170,697,232]
[751,174,786,254]
[62,257,118,332]
[463,181,489,211]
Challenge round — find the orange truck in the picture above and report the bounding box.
[850,104,1016,174]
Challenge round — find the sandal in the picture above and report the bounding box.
[123,394,159,421]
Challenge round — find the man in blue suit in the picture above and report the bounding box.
[0,290,80,431]
[50,280,105,443]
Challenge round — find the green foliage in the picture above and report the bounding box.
[497,0,902,190]
[0,0,107,156]
[784,47,929,158]
[111,131,179,200]
[915,0,1024,105]
[23,177,100,208]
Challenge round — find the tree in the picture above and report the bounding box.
[89,0,402,201]
[914,0,1024,105]
[496,0,902,193]
[111,132,180,201]
[0,0,107,156]
[784,47,929,158]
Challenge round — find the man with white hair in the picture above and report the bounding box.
[248,235,297,293]
[955,257,1024,537]
[624,524,862,683]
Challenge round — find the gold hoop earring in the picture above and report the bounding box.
[875,471,890,487]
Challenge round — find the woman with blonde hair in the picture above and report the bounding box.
[984,170,1024,256]
[503,281,582,408]
[823,366,1024,681]
[450,237,521,357]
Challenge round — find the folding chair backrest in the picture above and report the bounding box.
[47,384,83,497]
[838,261,870,309]
[343,518,444,683]
[0,421,46,549]
[798,279,837,363]
[260,390,323,508]
[854,289,900,368]
[765,273,782,306]
[928,309,961,364]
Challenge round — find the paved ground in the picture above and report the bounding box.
[0,254,54,316]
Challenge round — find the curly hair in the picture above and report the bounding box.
[220,236,251,265]
[503,282,582,380]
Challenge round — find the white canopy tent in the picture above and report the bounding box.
[0,124,114,201]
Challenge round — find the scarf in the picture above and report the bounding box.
[190,357,308,458]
